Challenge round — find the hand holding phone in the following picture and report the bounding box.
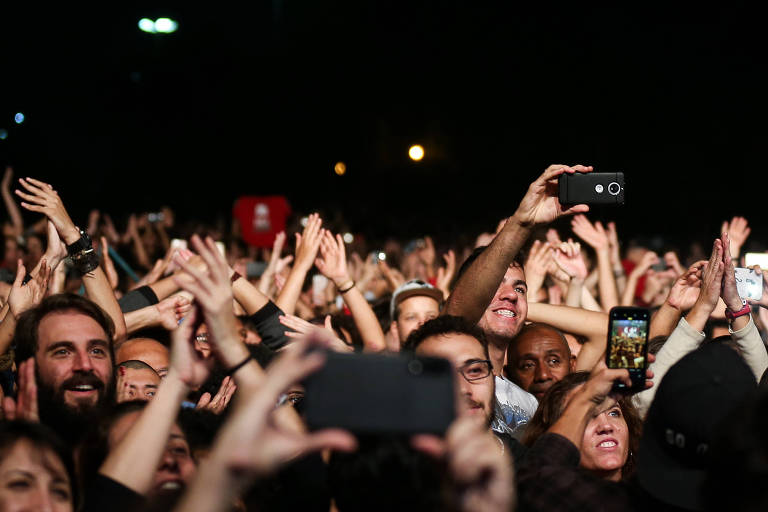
[606,307,650,392]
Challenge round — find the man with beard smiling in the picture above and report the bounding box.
[13,293,116,444]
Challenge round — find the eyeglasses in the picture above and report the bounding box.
[457,359,492,382]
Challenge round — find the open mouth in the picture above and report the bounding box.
[597,438,618,449]
[493,309,517,318]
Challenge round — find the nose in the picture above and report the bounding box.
[159,449,180,473]
[497,283,519,303]
[73,350,94,372]
[534,360,553,383]
[596,415,615,435]
[28,487,56,512]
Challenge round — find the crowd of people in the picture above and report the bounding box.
[0,163,767,511]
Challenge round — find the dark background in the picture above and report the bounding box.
[1,3,766,251]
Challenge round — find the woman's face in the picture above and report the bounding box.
[0,439,73,512]
[579,399,629,481]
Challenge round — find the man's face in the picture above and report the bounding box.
[115,339,170,379]
[505,329,571,400]
[416,333,494,424]
[394,296,440,345]
[477,265,528,342]
[35,311,113,413]
[109,412,196,494]
[116,366,160,402]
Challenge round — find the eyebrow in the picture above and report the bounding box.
[512,279,527,289]
[143,384,159,390]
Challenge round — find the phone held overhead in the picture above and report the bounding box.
[559,171,625,206]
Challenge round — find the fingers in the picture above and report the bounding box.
[324,315,333,331]
[301,428,357,454]
[12,259,25,288]
[411,434,447,458]
[196,392,212,409]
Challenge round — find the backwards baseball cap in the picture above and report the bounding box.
[390,280,444,320]
[636,343,756,511]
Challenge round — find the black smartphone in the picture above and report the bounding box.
[606,306,650,392]
[558,172,625,205]
[303,351,456,435]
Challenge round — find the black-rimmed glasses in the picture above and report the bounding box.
[457,359,492,382]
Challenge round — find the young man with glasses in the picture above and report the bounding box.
[404,315,527,461]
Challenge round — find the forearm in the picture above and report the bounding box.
[0,311,16,356]
[1,188,23,237]
[231,276,269,315]
[580,286,603,312]
[124,305,161,334]
[620,272,641,307]
[548,393,593,448]
[565,278,583,308]
[649,302,682,339]
[444,216,532,323]
[100,373,188,494]
[130,233,152,270]
[596,249,618,310]
[528,302,608,339]
[148,276,179,301]
[82,267,127,342]
[339,286,386,352]
[730,315,768,380]
[275,264,310,316]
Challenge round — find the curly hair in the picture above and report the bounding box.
[522,371,643,481]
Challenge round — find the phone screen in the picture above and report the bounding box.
[608,318,649,369]
[745,252,768,270]
[606,307,650,390]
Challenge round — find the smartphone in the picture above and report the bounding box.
[369,251,387,264]
[170,238,188,252]
[745,252,768,270]
[147,212,165,223]
[559,172,625,205]
[735,267,762,300]
[303,351,456,435]
[606,307,650,392]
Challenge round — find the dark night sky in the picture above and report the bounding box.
[1,3,767,251]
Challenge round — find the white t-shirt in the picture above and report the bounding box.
[494,375,538,430]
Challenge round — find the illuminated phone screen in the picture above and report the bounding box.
[608,318,649,369]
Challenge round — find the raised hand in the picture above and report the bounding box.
[412,415,514,512]
[155,295,192,330]
[631,251,660,277]
[294,213,324,272]
[721,216,750,260]
[666,261,705,311]
[553,239,588,280]
[695,239,725,312]
[278,314,352,353]
[524,240,553,301]
[1,358,39,422]
[15,178,80,243]
[43,220,67,271]
[378,259,405,291]
[8,259,50,318]
[571,215,610,251]
[720,233,746,312]
[513,164,593,227]
[418,236,437,269]
[1,166,12,191]
[196,376,237,414]
[314,231,350,286]
[663,251,685,277]
[169,307,213,389]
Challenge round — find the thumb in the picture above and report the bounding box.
[324,315,333,331]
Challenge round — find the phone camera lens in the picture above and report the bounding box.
[608,182,621,195]
[407,359,423,376]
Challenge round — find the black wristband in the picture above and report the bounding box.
[225,354,253,376]
[66,228,92,257]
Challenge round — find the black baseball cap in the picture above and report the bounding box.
[636,343,756,510]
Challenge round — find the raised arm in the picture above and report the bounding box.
[99,307,211,494]
[1,167,23,238]
[571,215,619,311]
[722,216,750,262]
[315,230,386,351]
[619,251,659,306]
[649,261,703,339]
[276,213,323,316]
[445,164,592,323]
[15,177,127,341]
[173,335,356,512]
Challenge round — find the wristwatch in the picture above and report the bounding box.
[66,228,99,274]
[725,299,751,321]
